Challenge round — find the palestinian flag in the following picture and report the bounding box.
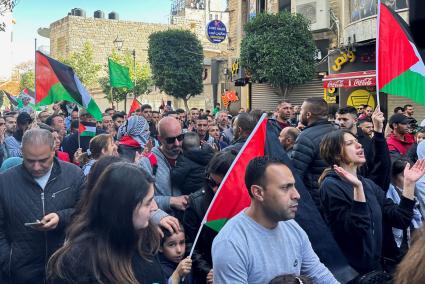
[378,3,425,104]
[78,122,96,137]
[108,58,134,89]
[2,90,18,107]
[35,51,103,121]
[129,98,141,115]
[205,115,268,231]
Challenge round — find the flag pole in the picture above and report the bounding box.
[34,38,37,106]
[188,113,268,258]
[77,114,81,149]
[376,0,381,107]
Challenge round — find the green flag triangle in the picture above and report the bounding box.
[108,58,134,89]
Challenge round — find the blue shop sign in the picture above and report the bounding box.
[206,20,227,44]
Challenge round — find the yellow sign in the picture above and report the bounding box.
[231,60,239,75]
[347,89,375,109]
[324,88,336,104]
[332,51,356,72]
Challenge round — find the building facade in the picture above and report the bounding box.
[226,0,424,119]
[49,5,229,112]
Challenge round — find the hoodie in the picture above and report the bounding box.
[319,171,414,274]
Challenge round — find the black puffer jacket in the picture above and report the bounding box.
[0,158,84,284]
[292,119,336,207]
[171,147,214,195]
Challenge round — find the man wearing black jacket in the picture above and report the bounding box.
[291,98,335,208]
[0,129,84,283]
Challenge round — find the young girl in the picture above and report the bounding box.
[159,226,195,284]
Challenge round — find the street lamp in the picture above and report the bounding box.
[113,36,124,51]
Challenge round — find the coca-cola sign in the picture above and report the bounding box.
[323,72,376,88]
[352,77,375,87]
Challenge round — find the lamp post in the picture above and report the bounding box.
[113,36,126,111]
[132,49,136,104]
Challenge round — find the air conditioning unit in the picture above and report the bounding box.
[296,0,330,32]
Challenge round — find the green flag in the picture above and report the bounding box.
[108,58,134,89]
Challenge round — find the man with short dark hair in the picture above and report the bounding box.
[394,106,404,114]
[404,104,414,118]
[291,98,334,207]
[4,114,17,137]
[104,107,115,116]
[358,118,374,138]
[387,113,415,157]
[189,108,200,125]
[279,127,300,158]
[102,114,114,134]
[275,100,292,130]
[212,156,337,284]
[196,115,215,145]
[46,114,66,139]
[0,129,84,283]
[224,113,256,153]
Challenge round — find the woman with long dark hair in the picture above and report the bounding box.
[319,129,425,275]
[47,162,165,283]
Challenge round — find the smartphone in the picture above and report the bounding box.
[24,220,41,227]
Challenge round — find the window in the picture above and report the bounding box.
[350,0,408,23]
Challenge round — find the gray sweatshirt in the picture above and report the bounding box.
[212,211,339,284]
[138,147,182,213]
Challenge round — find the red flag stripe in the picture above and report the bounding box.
[35,51,61,103]
[129,98,141,115]
[378,3,419,89]
[206,116,268,222]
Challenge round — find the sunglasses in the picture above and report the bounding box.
[165,133,184,144]
[206,176,220,188]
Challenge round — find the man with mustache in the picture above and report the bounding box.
[212,156,337,284]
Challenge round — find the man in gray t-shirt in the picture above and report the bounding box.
[212,156,338,284]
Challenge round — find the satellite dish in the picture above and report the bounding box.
[37,27,50,38]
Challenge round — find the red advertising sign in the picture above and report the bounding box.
[323,71,376,88]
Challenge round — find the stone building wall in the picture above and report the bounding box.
[50,16,171,65]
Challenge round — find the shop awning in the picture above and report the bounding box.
[323,70,376,88]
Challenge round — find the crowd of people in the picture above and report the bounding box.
[1,99,425,284]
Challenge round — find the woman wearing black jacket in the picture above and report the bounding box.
[319,129,425,275]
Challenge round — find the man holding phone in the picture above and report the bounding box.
[0,129,84,283]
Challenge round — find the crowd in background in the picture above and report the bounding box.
[1,98,425,284]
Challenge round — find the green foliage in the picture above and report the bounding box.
[61,42,102,88]
[148,29,203,108]
[240,12,315,95]
[20,70,35,90]
[99,50,153,103]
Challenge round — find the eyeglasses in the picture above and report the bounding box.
[165,133,184,144]
[205,176,220,188]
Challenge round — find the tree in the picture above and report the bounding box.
[240,12,315,97]
[98,50,152,106]
[61,42,101,88]
[20,70,35,90]
[15,60,35,90]
[148,29,204,110]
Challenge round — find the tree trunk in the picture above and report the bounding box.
[279,85,289,100]
[183,97,189,112]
